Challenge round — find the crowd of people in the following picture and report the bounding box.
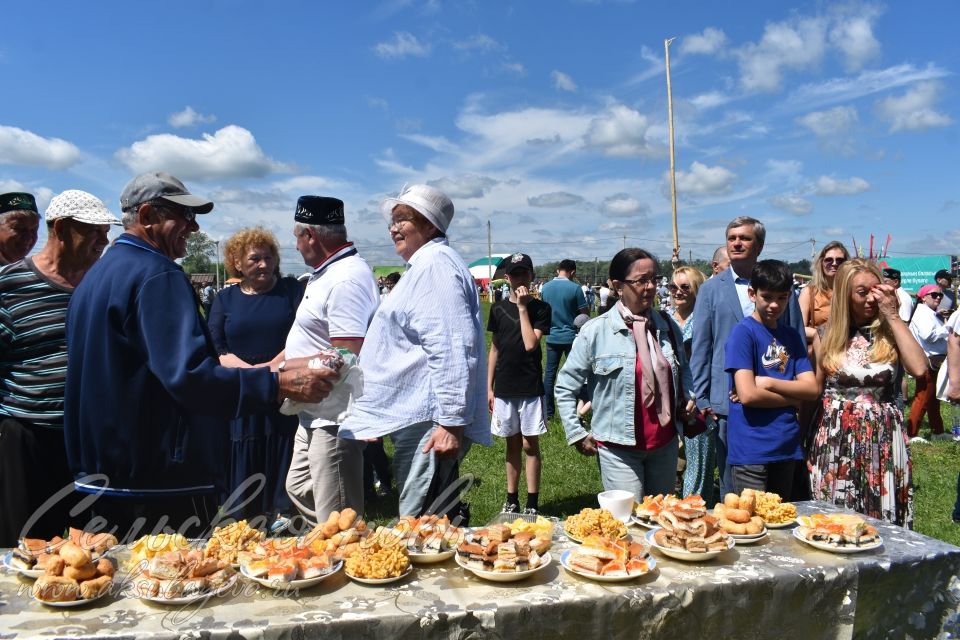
[0,179,955,546]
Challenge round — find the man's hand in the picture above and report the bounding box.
[488,390,495,413]
[574,434,598,456]
[423,425,463,457]
[278,367,338,403]
[947,381,960,404]
[515,285,533,307]
[219,353,252,368]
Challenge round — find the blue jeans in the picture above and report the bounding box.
[715,415,733,498]
[543,342,573,417]
[597,437,679,500]
[391,421,471,517]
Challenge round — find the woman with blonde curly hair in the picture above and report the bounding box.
[208,227,304,524]
[807,259,927,527]
[668,266,713,503]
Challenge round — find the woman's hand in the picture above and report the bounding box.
[574,434,598,456]
[219,353,252,368]
[870,283,900,321]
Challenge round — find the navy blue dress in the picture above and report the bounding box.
[208,277,303,519]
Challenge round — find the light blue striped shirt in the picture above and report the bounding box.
[339,238,490,445]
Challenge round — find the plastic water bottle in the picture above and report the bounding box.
[952,406,960,439]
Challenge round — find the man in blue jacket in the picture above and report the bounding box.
[690,216,804,498]
[65,172,336,537]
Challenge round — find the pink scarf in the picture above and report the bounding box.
[617,301,672,427]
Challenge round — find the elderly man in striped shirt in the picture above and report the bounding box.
[0,190,120,546]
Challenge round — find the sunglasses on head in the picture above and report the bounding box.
[822,257,845,265]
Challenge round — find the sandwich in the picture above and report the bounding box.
[625,558,649,575]
[148,552,185,580]
[579,535,628,562]
[569,552,604,575]
[133,576,160,598]
[205,567,236,591]
[599,561,628,577]
[267,559,299,582]
[180,578,208,598]
[298,555,332,579]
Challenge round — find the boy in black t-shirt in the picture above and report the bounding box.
[487,253,552,515]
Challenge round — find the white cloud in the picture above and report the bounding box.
[796,106,858,137]
[527,192,584,207]
[115,125,292,180]
[785,64,950,112]
[367,97,389,110]
[502,62,526,76]
[877,81,953,132]
[737,16,827,92]
[428,174,498,199]
[168,106,216,128]
[680,27,727,56]
[454,34,502,52]
[815,175,870,195]
[374,32,430,59]
[584,104,659,157]
[769,194,813,215]
[673,161,736,195]
[551,70,578,92]
[600,193,647,217]
[689,91,732,110]
[828,10,881,72]
[0,125,81,169]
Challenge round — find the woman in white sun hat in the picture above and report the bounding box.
[339,184,489,521]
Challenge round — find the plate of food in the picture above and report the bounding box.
[792,514,883,553]
[137,572,239,604]
[630,515,658,529]
[559,535,655,583]
[645,528,734,561]
[347,564,413,585]
[240,559,343,589]
[32,574,114,607]
[763,519,796,529]
[387,514,465,564]
[728,529,769,545]
[455,550,551,583]
[563,508,628,542]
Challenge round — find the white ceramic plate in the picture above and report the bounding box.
[791,528,883,554]
[455,552,552,582]
[346,564,413,584]
[408,549,456,564]
[2,551,44,579]
[240,560,343,589]
[139,574,239,605]
[630,516,658,529]
[764,519,796,529]
[729,527,768,541]
[559,550,655,582]
[564,529,629,544]
[644,528,734,561]
[33,586,111,608]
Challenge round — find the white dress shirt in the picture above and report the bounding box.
[338,238,490,445]
[895,287,913,322]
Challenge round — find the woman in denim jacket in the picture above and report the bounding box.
[556,248,697,499]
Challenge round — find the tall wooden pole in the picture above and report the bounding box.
[487,219,494,302]
[665,38,679,261]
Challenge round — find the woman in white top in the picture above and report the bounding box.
[908,284,949,436]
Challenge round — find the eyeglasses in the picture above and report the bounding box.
[155,203,196,223]
[668,283,692,293]
[822,257,846,265]
[928,292,944,299]
[387,216,416,230]
[621,276,659,288]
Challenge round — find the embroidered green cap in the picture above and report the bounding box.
[0,192,39,216]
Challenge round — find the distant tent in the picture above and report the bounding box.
[468,254,511,283]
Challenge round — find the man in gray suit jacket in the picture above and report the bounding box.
[690,216,805,497]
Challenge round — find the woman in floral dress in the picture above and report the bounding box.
[807,259,927,527]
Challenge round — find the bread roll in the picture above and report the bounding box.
[321,522,339,538]
[725,508,751,524]
[79,575,112,600]
[720,520,747,535]
[745,516,765,534]
[338,508,357,531]
[95,557,115,577]
[59,541,92,568]
[326,510,340,525]
[723,493,740,509]
[33,576,79,602]
[738,493,756,514]
[63,561,98,581]
[44,556,65,576]
[713,504,727,518]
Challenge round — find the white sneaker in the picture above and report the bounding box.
[909,436,930,444]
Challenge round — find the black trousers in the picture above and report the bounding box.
[0,418,78,546]
[70,491,219,544]
[731,460,798,501]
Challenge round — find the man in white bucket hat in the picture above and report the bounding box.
[0,189,121,546]
[339,184,489,521]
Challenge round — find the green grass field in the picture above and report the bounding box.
[366,301,960,547]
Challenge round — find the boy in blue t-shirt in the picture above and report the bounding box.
[724,260,819,499]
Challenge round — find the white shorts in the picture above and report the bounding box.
[490,396,547,438]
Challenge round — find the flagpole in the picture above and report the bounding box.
[665,37,679,264]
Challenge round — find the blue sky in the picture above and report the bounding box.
[2,0,957,272]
